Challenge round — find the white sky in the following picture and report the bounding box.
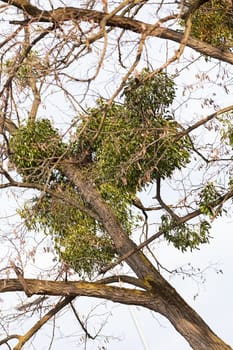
[1,2,233,349]
[1,188,233,350]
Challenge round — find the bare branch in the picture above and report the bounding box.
[177,104,233,140]
[3,1,233,65]
[70,301,95,340]
[13,296,74,350]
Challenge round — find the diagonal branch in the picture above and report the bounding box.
[3,0,233,65]
[10,262,32,297]
[0,113,18,134]
[100,185,233,274]
[70,301,96,340]
[13,296,74,350]
[177,104,233,140]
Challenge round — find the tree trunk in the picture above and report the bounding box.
[62,162,232,350]
[1,278,231,350]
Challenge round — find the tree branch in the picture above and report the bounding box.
[13,296,74,350]
[0,278,154,308]
[177,104,233,140]
[10,262,32,297]
[156,178,180,221]
[96,275,147,289]
[70,301,96,340]
[182,0,209,19]
[0,113,18,134]
[3,1,233,65]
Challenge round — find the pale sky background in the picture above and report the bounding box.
[1,187,233,350]
[1,2,233,349]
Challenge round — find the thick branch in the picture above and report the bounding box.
[0,114,18,134]
[3,1,233,65]
[61,162,233,350]
[13,296,74,350]
[1,278,232,350]
[0,279,154,307]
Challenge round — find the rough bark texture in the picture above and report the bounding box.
[2,0,233,65]
[62,162,232,350]
[0,276,232,350]
[0,1,232,349]
[0,279,154,305]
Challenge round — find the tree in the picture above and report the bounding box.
[0,0,233,349]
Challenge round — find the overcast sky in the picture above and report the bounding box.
[1,4,233,348]
[1,187,233,350]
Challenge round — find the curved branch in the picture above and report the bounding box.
[0,278,154,308]
[0,334,20,347]
[3,1,233,65]
[96,275,147,289]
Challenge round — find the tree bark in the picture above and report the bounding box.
[3,0,233,65]
[62,162,232,350]
[0,2,232,349]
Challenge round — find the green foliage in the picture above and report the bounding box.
[11,70,194,276]
[190,0,233,49]
[10,118,134,276]
[160,215,211,252]
[219,112,233,147]
[5,51,46,88]
[10,119,66,183]
[20,190,116,277]
[124,69,176,114]
[199,182,221,217]
[20,179,134,276]
[75,70,191,194]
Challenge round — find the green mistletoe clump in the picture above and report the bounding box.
[13,70,195,276]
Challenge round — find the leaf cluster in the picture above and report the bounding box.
[20,180,135,276]
[9,119,66,183]
[190,0,233,49]
[20,190,116,277]
[199,182,222,217]
[160,215,211,252]
[219,112,233,147]
[10,119,132,276]
[10,70,194,276]
[74,70,191,194]
[124,69,175,114]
